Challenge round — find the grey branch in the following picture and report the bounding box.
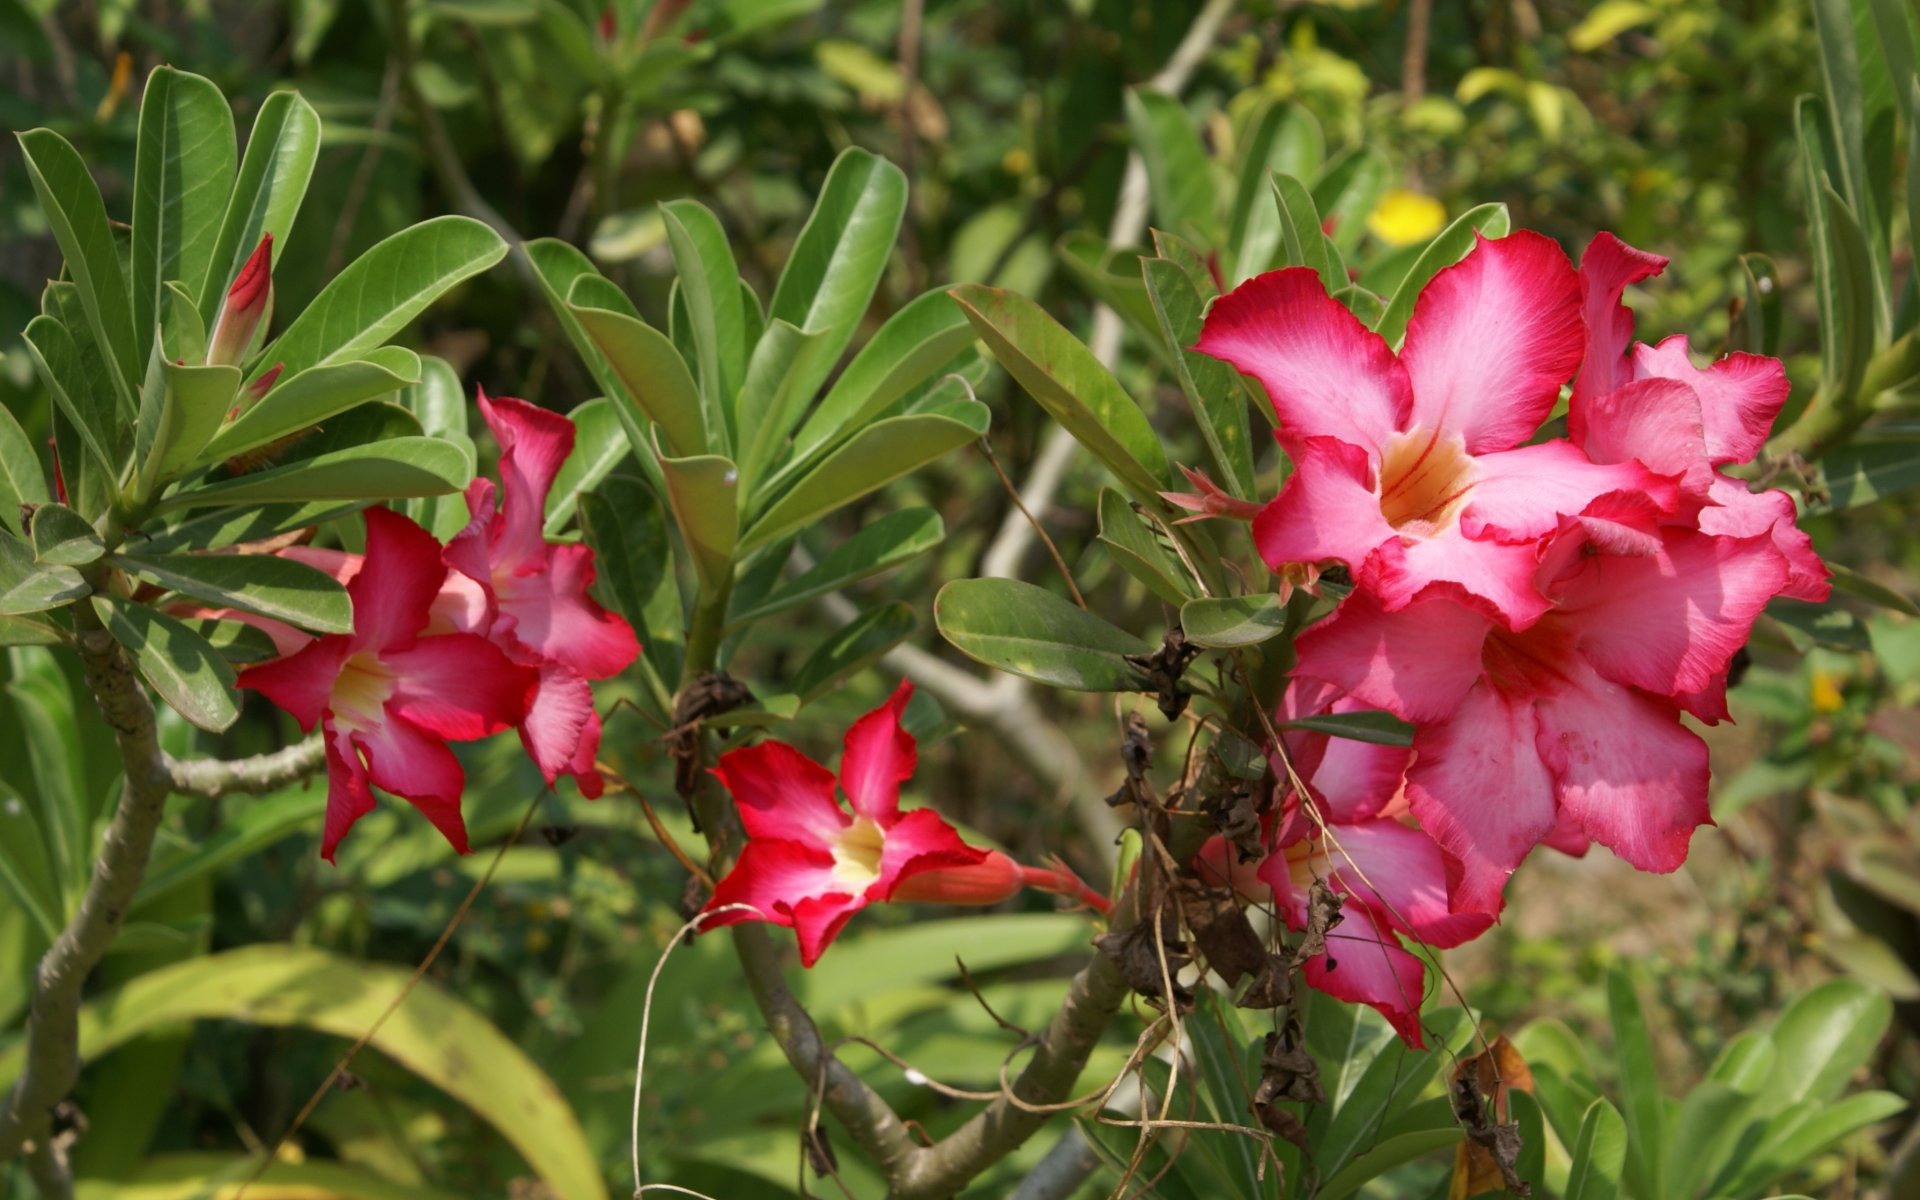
[167,736,327,798]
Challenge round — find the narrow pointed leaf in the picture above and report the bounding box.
[935,577,1152,691]
[91,596,239,732]
[160,438,471,510]
[1141,257,1255,497]
[1126,89,1217,243]
[732,508,944,624]
[734,319,826,494]
[1374,203,1512,345]
[1230,102,1324,282]
[792,602,915,702]
[0,781,62,942]
[201,347,422,463]
[571,301,707,458]
[660,199,746,446]
[1565,1099,1627,1200]
[199,90,321,321]
[1271,174,1340,295]
[132,67,237,365]
[656,445,738,594]
[21,316,120,479]
[578,476,682,702]
[1275,709,1413,747]
[114,551,353,634]
[543,397,629,534]
[1097,488,1193,605]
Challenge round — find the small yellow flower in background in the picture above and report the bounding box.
[1809,669,1845,713]
[1367,189,1447,247]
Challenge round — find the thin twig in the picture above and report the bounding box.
[979,436,1086,607]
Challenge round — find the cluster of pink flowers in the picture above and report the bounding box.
[1190,231,1826,1041]
[236,393,639,860]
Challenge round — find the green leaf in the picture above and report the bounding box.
[1141,256,1256,498]
[16,128,140,412]
[1097,487,1193,605]
[199,90,321,322]
[0,780,62,942]
[1734,253,1785,357]
[0,945,608,1200]
[656,446,739,594]
[734,319,827,494]
[160,437,472,510]
[1815,440,1920,508]
[660,199,747,448]
[0,403,49,536]
[0,614,65,647]
[784,286,977,475]
[1055,233,1167,364]
[934,577,1152,691]
[1180,593,1286,648]
[0,536,90,615]
[160,280,209,365]
[143,500,368,554]
[740,408,985,553]
[950,285,1171,501]
[791,601,915,702]
[1311,147,1389,254]
[91,596,239,733]
[1126,89,1217,243]
[1565,1098,1627,1200]
[30,503,103,566]
[137,785,325,908]
[1762,979,1892,1107]
[1607,968,1665,1199]
[200,347,422,463]
[133,352,243,493]
[4,645,94,893]
[114,551,352,633]
[732,508,943,624]
[1229,101,1324,283]
[76,1152,466,1200]
[22,315,121,480]
[1821,182,1878,410]
[1826,560,1919,613]
[397,355,474,540]
[571,301,707,458]
[1723,1090,1907,1195]
[578,476,682,705]
[260,216,507,381]
[541,397,629,535]
[1317,1009,1472,1170]
[131,67,236,366]
[1270,173,1340,295]
[1374,202,1512,345]
[1314,1128,1462,1200]
[1187,992,1262,1196]
[191,616,282,665]
[1274,709,1414,747]
[526,239,632,415]
[768,146,908,406]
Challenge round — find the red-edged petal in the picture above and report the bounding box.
[1194,268,1411,454]
[1575,376,1712,492]
[498,542,640,679]
[478,390,576,574]
[189,605,317,658]
[443,478,500,598]
[1699,474,1831,602]
[1399,232,1585,454]
[1293,588,1488,723]
[353,713,472,854]
[1571,232,1668,434]
[351,507,451,652]
[1275,680,1411,825]
[1405,683,1557,914]
[874,807,988,899]
[1560,529,1787,698]
[383,632,538,739]
[1535,662,1709,874]
[712,739,848,847]
[839,680,918,825]
[1302,908,1431,1048]
[1251,437,1396,573]
[320,716,377,864]
[517,663,599,792]
[701,839,849,958]
[1314,820,1493,949]
[1461,440,1681,544]
[789,893,869,967]
[1632,336,1788,465]
[1363,528,1553,630]
[239,634,352,730]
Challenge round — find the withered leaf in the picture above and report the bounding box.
[1254,1098,1310,1153]
[1252,1028,1326,1108]
[1235,953,1295,1011]
[1105,710,1157,809]
[1201,775,1267,863]
[1177,878,1268,987]
[1094,910,1194,1010]
[1448,1039,1532,1198]
[1294,877,1344,963]
[667,671,755,803]
[1125,626,1202,720]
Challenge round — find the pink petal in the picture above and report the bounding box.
[279,545,362,584]
[443,478,499,599]
[195,605,318,659]
[426,566,493,637]
[874,807,989,899]
[478,391,575,574]
[1542,808,1594,858]
[1699,474,1830,602]
[1293,588,1489,723]
[789,893,869,967]
[1362,529,1553,629]
[497,542,640,679]
[701,838,848,950]
[1303,908,1431,1048]
[1194,268,1411,454]
[238,634,352,730]
[1406,683,1558,914]
[839,680,919,824]
[1316,820,1493,949]
[712,739,849,847]
[352,713,472,854]
[517,663,600,793]
[1560,529,1787,698]
[1274,680,1411,825]
[1399,232,1585,454]
[1251,437,1397,573]
[383,632,538,740]
[1460,440,1681,546]
[1534,662,1710,874]
[1574,376,1712,491]
[1632,336,1788,466]
[320,717,377,863]
[1571,232,1668,431]
[351,507,451,653]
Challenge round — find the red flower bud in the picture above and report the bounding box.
[208,234,273,366]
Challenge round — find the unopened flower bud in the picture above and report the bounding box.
[207,234,273,367]
[1160,464,1264,525]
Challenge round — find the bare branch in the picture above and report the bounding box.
[167,736,327,799]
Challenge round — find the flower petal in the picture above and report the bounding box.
[1461,440,1681,545]
[1406,683,1558,914]
[353,713,471,854]
[1251,437,1397,573]
[1632,336,1788,465]
[839,680,919,824]
[1574,376,1711,492]
[1275,680,1411,825]
[320,716,377,864]
[789,893,869,967]
[238,634,352,730]
[496,543,640,679]
[702,839,846,949]
[1302,908,1431,1048]
[712,739,848,847]
[1399,232,1585,454]
[875,807,989,899]
[1194,268,1411,454]
[1699,474,1830,602]
[1293,588,1488,723]
[1363,529,1553,629]
[478,390,576,574]
[1571,232,1668,432]
[1315,820,1493,948]
[1535,662,1710,874]
[383,632,538,739]
[517,663,601,794]
[351,507,450,652]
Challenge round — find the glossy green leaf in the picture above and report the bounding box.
[0,614,65,647]
[740,408,984,552]
[0,404,49,537]
[1142,256,1256,497]
[16,128,139,410]
[1374,202,1512,345]
[199,90,321,322]
[0,780,62,942]
[571,301,707,458]
[1187,992,1262,1196]
[261,216,507,381]
[656,446,739,594]
[30,503,103,566]
[22,315,120,479]
[1722,1090,1906,1196]
[732,508,943,625]
[160,437,472,510]
[1607,968,1664,1198]
[114,551,352,633]
[201,347,422,463]
[1180,593,1286,648]
[1126,88,1216,243]
[578,476,681,705]
[527,239,630,411]
[1314,1128,1462,1200]
[935,577,1152,691]
[1762,978,1892,1107]
[768,146,907,406]
[4,645,93,893]
[660,199,746,446]
[396,355,473,539]
[1565,1098,1627,1200]
[1311,147,1389,254]
[1271,173,1340,295]
[131,67,236,365]
[1817,440,1920,508]
[950,285,1171,500]
[0,534,90,614]
[134,353,243,492]
[734,319,826,494]
[1096,487,1192,605]
[75,1152,464,1200]
[159,280,208,365]
[1821,182,1877,409]
[1318,1009,1472,1170]
[92,596,239,732]
[792,601,915,701]
[1229,101,1324,282]
[1275,708,1414,747]
[0,945,608,1200]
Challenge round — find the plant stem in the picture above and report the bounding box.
[167,736,327,798]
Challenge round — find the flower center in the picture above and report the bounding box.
[331,651,397,733]
[829,817,887,889]
[1377,428,1476,537]
[1480,618,1577,697]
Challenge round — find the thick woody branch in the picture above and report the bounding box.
[167,736,327,799]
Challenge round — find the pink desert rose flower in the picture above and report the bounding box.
[445,390,641,798]
[1194,232,1678,628]
[701,682,1107,966]
[1294,521,1788,913]
[239,507,539,861]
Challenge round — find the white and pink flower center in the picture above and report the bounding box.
[829,817,887,889]
[1377,429,1476,538]
[331,651,397,733]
